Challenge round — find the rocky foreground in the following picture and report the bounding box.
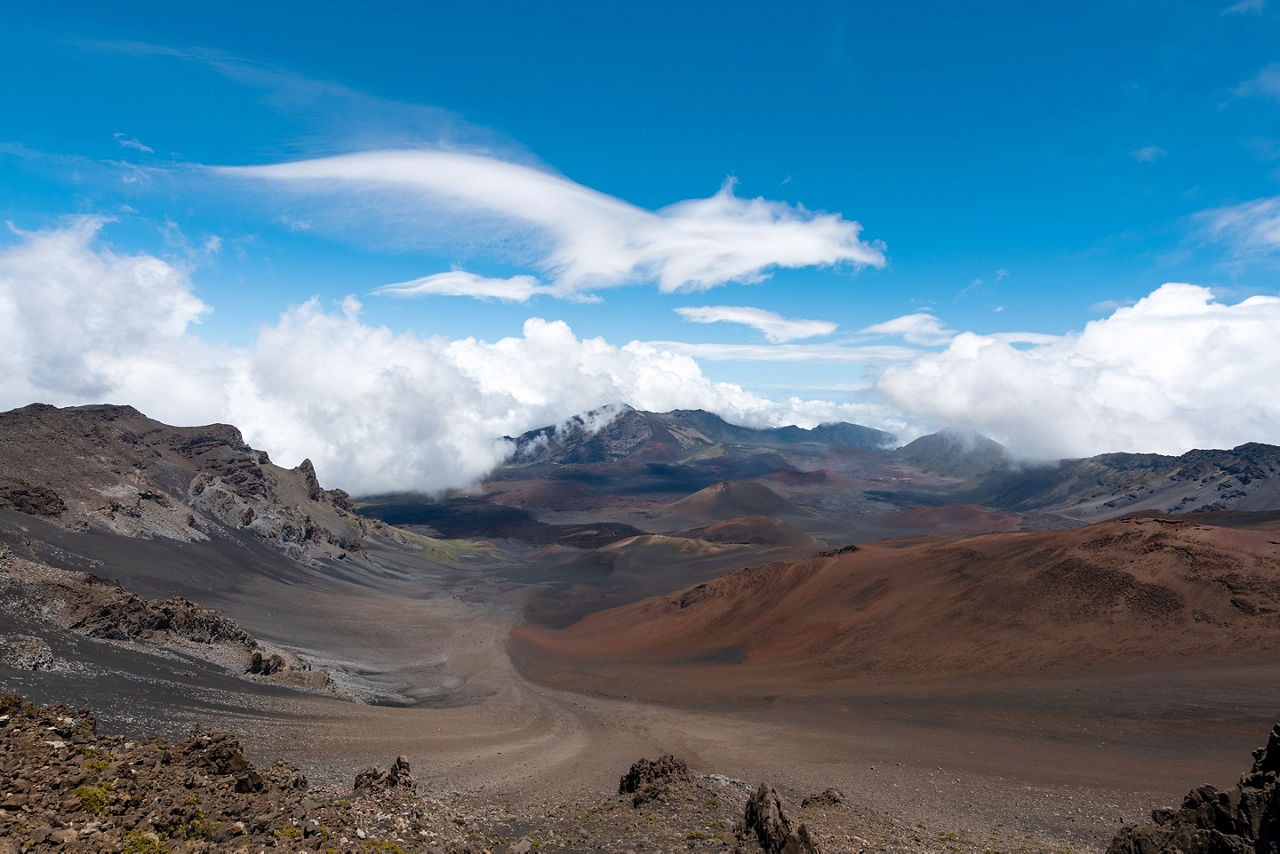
[1108,723,1280,853]
[0,693,1154,853]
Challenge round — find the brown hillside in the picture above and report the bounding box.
[699,516,816,546]
[880,503,1019,535]
[659,481,799,523]
[514,516,1280,685]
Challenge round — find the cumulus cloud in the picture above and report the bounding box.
[674,305,837,342]
[373,269,560,303]
[858,312,956,346]
[217,150,885,297]
[877,283,1280,459]
[0,217,230,421]
[0,218,906,495]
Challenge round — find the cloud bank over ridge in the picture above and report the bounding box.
[877,283,1280,459]
[5,219,1280,494]
[0,218,902,494]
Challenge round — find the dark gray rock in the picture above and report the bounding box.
[354,754,415,793]
[618,754,690,807]
[801,788,845,808]
[736,784,821,853]
[1107,723,1280,854]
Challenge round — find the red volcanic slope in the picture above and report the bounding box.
[659,481,800,522]
[515,517,1280,684]
[699,516,816,546]
[879,504,1019,535]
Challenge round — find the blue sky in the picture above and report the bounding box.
[3,1,1280,491]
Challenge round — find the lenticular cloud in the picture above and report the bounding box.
[876,283,1280,459]
[218,150,885,297]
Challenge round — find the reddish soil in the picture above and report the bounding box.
[700,516,817,546]
[514,516,1280,687]
[879,503,1019,535]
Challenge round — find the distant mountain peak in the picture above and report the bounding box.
[891,429,1010,478]
[506,407,895,467]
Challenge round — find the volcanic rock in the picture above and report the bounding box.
[71,587,255,646]
[1107,722,1280,853]
[0,402,393,562]
[736,783,821,853]
[354,755,416,793]
[618,754,690,806]
[0,477,65,516]
[801,788,845,808]
[0,634,54,670]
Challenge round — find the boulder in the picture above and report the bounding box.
[736,784,821,853]
[177,730,253,776]
[618,754,690,806]
[0,635,55,670]
[801,788,845,808]
[354,754,415,793]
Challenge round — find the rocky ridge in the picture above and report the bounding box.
[508,405,894,467]
[1108,723,1280,853]
[0,545,336,696]
[0,403,396,564]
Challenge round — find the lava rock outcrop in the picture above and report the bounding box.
[618,754,691,806]
[1107,723,1280,853]
[736,783,821,853]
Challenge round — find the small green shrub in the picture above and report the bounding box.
[121,829,166,854]
[74,781,114,815]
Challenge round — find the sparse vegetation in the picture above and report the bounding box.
[73,780,114,814]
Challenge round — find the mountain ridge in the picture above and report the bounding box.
[0,402,395,563]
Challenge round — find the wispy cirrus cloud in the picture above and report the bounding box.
[80,40,519,157]
[1234,63,1280,101]
[857,312,956,346]
[1223,0,1264,13]
[1196,195,1280,257]
[647,340,920,364]
[674,305,836,342]
[374,269,563,303]
[1130,145,1166,162]
[112,133,154,153]
[216,150,886,298]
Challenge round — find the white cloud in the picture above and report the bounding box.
[0,218,907,495]
[112,132,154,153]
[1197,195,1280,257]
[217,150,885,297]
[648,340,920,364]
[1223,0,1264,13]
[877,283,1280,459]
[858,312,956,346]
[0,217,227,421]
[1131,145,1167,162]
[1234,64,1280,100]
[373,269,560,303]
[674,305,836,342]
